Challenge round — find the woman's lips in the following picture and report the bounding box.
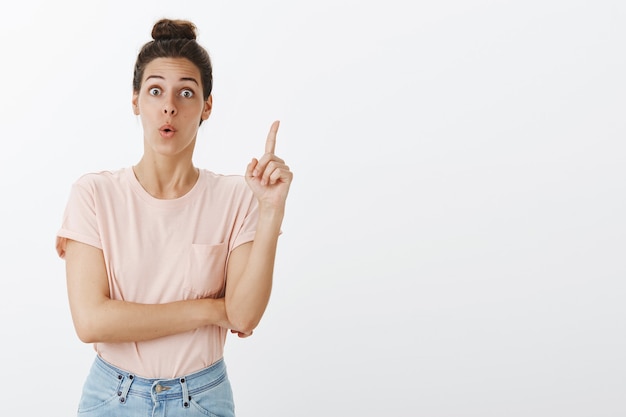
[159,124,176,138]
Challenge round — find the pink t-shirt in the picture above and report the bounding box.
[56,167,258,378]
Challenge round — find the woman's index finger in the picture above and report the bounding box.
[265,120,280,154]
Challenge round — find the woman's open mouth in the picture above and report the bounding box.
[159,124,176,138]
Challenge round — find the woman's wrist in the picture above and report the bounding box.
[191,298,229,329]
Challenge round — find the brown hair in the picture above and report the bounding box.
[133,18,213,101]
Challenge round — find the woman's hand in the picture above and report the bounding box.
[230,329,254,338]
[245,120,293,210]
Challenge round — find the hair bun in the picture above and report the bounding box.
[151,18,197,41]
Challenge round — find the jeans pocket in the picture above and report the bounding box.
[188,376,235,417]
[77,374,122,414]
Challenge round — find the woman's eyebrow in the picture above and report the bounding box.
[145,75,165,82]
[180,77,199,86]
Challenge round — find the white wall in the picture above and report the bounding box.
[1,0,624,415]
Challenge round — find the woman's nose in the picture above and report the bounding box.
[163,101,177,115]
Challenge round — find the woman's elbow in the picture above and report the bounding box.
[226,310,261,335]
[72,313,102,344]
[74,325,97,344]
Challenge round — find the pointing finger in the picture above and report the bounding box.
[265,120,280,154]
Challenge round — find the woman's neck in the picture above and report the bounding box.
[132,158,199,200]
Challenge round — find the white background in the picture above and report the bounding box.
[1,1,624,416]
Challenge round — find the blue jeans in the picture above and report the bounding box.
[77,355,235,417]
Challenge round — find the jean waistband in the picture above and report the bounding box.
[94,355,228,402]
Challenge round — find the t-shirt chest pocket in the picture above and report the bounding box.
[184,242,228,298]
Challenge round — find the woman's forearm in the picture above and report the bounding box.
[65,239,231,344]
[225,207,283,334]
[73,297,229,344]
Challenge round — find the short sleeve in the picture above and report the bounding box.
[230,192,259,251]
[56,180,103,258]
[229,186,284,252]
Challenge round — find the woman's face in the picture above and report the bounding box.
[132,57,212,159]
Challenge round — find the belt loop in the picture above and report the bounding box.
[119,374,135,404]
[180,377,190,408]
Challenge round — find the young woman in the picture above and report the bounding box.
[56,18,292,416]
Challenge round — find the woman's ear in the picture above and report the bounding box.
[132,92,140,115]
[201,95,213,120]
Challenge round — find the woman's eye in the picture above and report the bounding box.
[149,87,161,96]
[180,89,194,98]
